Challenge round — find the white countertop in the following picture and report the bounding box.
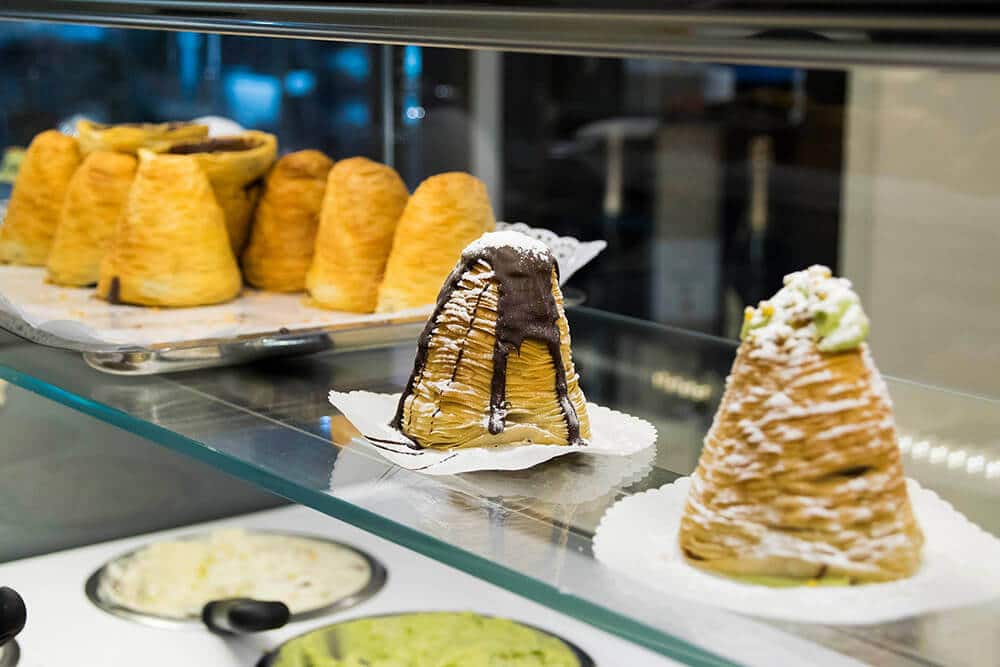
[0,503,673,666]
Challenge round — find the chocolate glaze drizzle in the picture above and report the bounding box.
[392,241,584,449]
[106,276,122,305]
[166,137,259,154]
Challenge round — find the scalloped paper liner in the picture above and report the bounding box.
[0,222,602,350]
[328,390,657,476]
[593,476,1000,625]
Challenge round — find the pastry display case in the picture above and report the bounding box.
[0,3,999,666]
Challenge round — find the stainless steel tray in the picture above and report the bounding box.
[80,321,424,375]
[84,530,388,629]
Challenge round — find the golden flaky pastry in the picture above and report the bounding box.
[306,157,408,312]
[164,132,277,254]
[679,266,923,583]
[96,149,241,307]
[376,172,494,313]
[46,151,137,286]
[242,150,334,292]
[393,231,589,450]
[0,130,81,265]
[76,119,207,156]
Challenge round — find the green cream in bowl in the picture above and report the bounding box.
[269,612,584,667]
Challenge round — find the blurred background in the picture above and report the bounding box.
[4,22,994,402]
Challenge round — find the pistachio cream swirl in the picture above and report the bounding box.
[741,265,870,352]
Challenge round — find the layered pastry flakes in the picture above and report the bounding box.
[679,266,923,583]
[306,157,408,312]
[96,149,241,307]
[376,172,495,313]
[242,150,334,292]
[47,151,138,286]
[76,119,208,156]
[164,131,277,254]
[393,231,590,450]
[0,130,81,265]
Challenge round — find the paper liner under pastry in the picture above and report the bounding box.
[328,389,656,475]
[594,476,1000,625]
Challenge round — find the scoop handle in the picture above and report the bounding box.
[0,587,25,646]
[202,598,289,635]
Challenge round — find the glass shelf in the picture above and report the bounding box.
[0,307,997,667]
[4,1,1000,68]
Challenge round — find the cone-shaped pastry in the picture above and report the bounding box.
[96,150,241,307]
[306,157,408,311]
[46,151,138,286]
[76,119,208,156]
[0,130,81,265]
[242,150,333,292]
[679,266,923,583]
[164,131,278,254]
[375,172,495,313]
[393,231,589,450]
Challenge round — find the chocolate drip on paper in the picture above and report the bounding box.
[392,243,584,449]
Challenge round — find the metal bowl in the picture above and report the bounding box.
[84,530,387,629]
[256,611,595,667]
[0,641,19,667]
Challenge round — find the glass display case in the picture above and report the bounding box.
[0,3,998,666]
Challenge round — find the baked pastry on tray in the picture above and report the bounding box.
[392,230,589,450]
[679,265,923,584]
[242,149,334,292]
[96,149,241,307]
[306,157,408,311]
[46,151,137,286]
[0,130,81,265]
[375,171,494,313]
[163,131,277,254]
[76,119,208,156]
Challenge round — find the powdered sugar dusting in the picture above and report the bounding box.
[463,230,551,261]
[741,265,870,353]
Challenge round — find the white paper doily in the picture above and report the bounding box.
[593,476,1000,625]
[328,390,657,476]
[495,221,605,284]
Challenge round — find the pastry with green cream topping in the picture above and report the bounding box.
[680,265,924,584]
[740,264,870,352]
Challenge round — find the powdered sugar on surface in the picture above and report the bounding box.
[463,230,552,261]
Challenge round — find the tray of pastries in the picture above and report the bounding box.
[0,121,604,374]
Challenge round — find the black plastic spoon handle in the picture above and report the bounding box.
[0,587,25,647]
[202,598,290,635]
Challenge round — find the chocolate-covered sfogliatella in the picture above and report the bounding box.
[391,231,590,450]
